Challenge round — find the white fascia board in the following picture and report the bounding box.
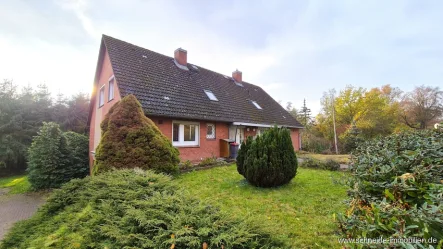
[232,122,303,129]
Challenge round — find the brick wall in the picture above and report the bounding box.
[290,128,301,151]
[89,48,121,173]
[150,117,230,162]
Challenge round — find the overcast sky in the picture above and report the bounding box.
[1,0,442,114]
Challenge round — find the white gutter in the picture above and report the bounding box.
[232,122,303,129]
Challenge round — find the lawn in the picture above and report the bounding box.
[298,153,351,164]
[0,175,31,194]
[175,165,348,248]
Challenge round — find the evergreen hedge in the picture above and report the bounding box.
[237,126,297,187]
[94,95,180,175]
[338,130,443,248]
[0,169,283,249]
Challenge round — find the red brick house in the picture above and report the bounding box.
[88,35,303,169]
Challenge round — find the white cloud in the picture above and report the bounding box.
[55,0,97,39]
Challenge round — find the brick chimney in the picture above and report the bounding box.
[232,69,242,82]
[174,48,187,66]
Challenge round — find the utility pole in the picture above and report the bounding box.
[331,92,338,154]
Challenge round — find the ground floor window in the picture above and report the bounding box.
[172,122,199,146]
[206,123,216,139]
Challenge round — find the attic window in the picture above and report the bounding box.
[251,101,262,110]
[204,90,218,101]
[98,86,105,108]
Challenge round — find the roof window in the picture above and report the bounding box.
[204,90,218,101]
[251,100,262,109]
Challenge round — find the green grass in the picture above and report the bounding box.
[0,175,31,194]
[298,153,350,164]
[175,165,348,248]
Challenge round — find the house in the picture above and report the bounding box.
[88,35,303,170]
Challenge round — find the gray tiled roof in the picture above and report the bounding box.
[102,35,303,128]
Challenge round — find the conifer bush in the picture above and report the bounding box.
[27,122,71,189]
[94,95,180,175]
[237,126,297,187]
[27,123,89,190]
[236,135,253,176]
[0,169,283,249]
[338,130,443,248]
[64,131,89,180]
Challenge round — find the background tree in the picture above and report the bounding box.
[315,85,403,153]
[62,93,90,133]
[400,85,443,129]
[285,101,299,119]
[0,80,90,175]
[299,99,312,128]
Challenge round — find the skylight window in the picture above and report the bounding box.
[204,90,218,101]
[251,101,262,109]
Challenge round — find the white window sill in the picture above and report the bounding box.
[173,144,200,148]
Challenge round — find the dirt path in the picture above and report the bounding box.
[0,190,46,240]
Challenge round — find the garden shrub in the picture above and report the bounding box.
[322,159,340,171]
[63,131,89,179]
[337,130,443,248]
[299,158,321,169]
[198,156,217,166]
[237,126,297,187]
[299,158,340,171]
[94,95,180,175]
[27,122,71,190]
[179,160,193,170]
[0,169,283,249]
[300,131,330,153]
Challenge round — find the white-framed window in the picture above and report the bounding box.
[251,100,262,109]
[206,123,216,139]
[172,121,199,146]
[98,85,105,107]
[108,76,115,101]
[204,90,218,101]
